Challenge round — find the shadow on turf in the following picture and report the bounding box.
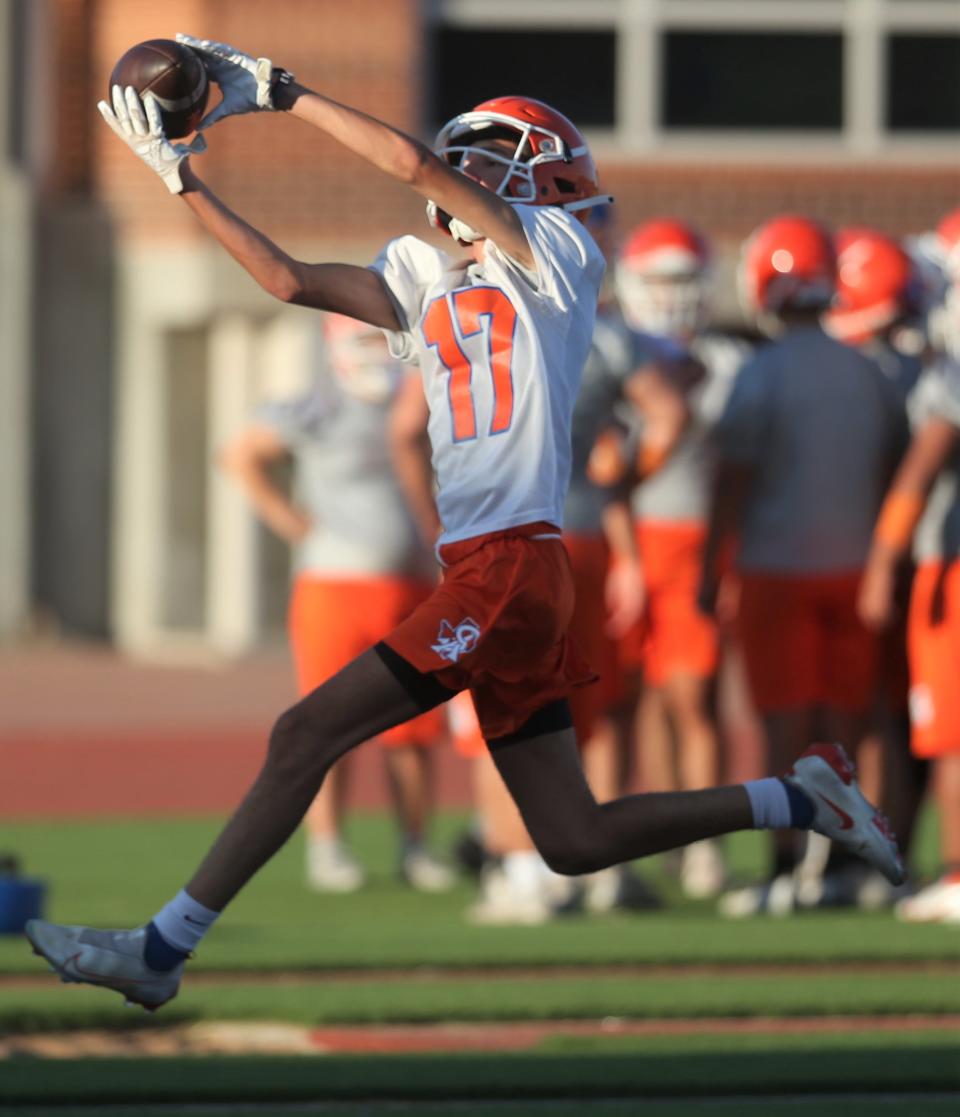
[1,1045,958,1106]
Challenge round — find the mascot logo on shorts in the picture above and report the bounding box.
[431,617,481,663]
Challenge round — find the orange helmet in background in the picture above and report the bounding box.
[824,227,919,344]
[739,215,836,318]
[616,219,711,338]
[935,207,960,281]
[427,95,610,238]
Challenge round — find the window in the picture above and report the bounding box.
[887,34,960,132]
[662,31,843,130]
[429,26,616,129]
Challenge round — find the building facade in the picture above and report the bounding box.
[4,0,958,652]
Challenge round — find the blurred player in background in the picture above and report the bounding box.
[219,314,453,895]
[859,209,960,923]
[702,215,907,918]
[26,38,904,1008]
[821,227,928,905]
[614,219,748,900]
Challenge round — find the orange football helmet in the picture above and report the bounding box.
[427,95,609,238]
[824,227,920,344]
[739,215,836,317]
[935,207,960,280]
[616,219,711,338]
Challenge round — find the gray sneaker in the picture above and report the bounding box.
[25,920,183,1010]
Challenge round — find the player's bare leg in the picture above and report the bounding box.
[491,707,902,887]
[304,759,366,893]
[185,648,432,911]
[25,645,443,1008]
[492,725,754,872]
[384,745,455,892]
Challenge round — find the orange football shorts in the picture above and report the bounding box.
[383,521,595,741]
[737,570,878,714]
[289,573,445,747]
[907,560,960,758]
[618,520,719,686]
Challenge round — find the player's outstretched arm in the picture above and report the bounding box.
[858,415,959,629]
[97,84,400,327]
[177,164,401,328]
[177,34,533,268]
[281,87,534,268]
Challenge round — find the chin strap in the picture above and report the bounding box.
[563,194,614,214]
[428,194,615,242]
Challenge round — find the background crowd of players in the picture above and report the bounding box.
[218,202,960,929]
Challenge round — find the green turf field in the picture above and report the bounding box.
[1,812,958,1112]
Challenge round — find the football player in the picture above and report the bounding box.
[614,219,749,899]
[24,39,904,1007]
[858,210,960,923]
[703,215,907,917]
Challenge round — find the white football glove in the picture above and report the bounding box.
[97,85,205,194]
[175,33,293,130]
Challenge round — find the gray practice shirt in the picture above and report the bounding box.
[564,309,680,535]
[257,374,435,580]
[714,325,908,574]
[909,356,960,563]
[630,333,749,525]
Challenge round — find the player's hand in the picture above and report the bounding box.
[605,557,645,638]
[96,85,205,195]
[857,557,897,632]
[176,33,292,129]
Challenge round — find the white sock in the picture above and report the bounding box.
[744,778,792,830]
[152,889,221,953]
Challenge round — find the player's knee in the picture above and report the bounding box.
[537,833,608,876]
[267,704,337,777]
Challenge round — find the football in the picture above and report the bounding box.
[109,38,209,139]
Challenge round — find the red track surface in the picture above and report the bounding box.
[0,644,471,817]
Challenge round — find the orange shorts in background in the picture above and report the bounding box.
[289,573,444,747]
[618,520,719,687]
[564,531,620,743]
[384,521,595,741]
[737,570,878,715]
[908,560,960,758]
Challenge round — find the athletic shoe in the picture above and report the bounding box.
[895,877,960,924]
[680,839,728,900]
[24,921,182,1010]
[717,873,797,919]
[464,865,554,926]
[584,865,662,913]
[400,847,457,893]
[305,838,365,893]
[783,743,905,886]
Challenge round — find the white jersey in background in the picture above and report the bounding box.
[631,333,749,525]
[372,204,605,547]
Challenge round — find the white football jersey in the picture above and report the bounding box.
[371,205,605,547]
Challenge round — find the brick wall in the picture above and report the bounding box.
[601,162,960,244]
[48,1,959,249]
